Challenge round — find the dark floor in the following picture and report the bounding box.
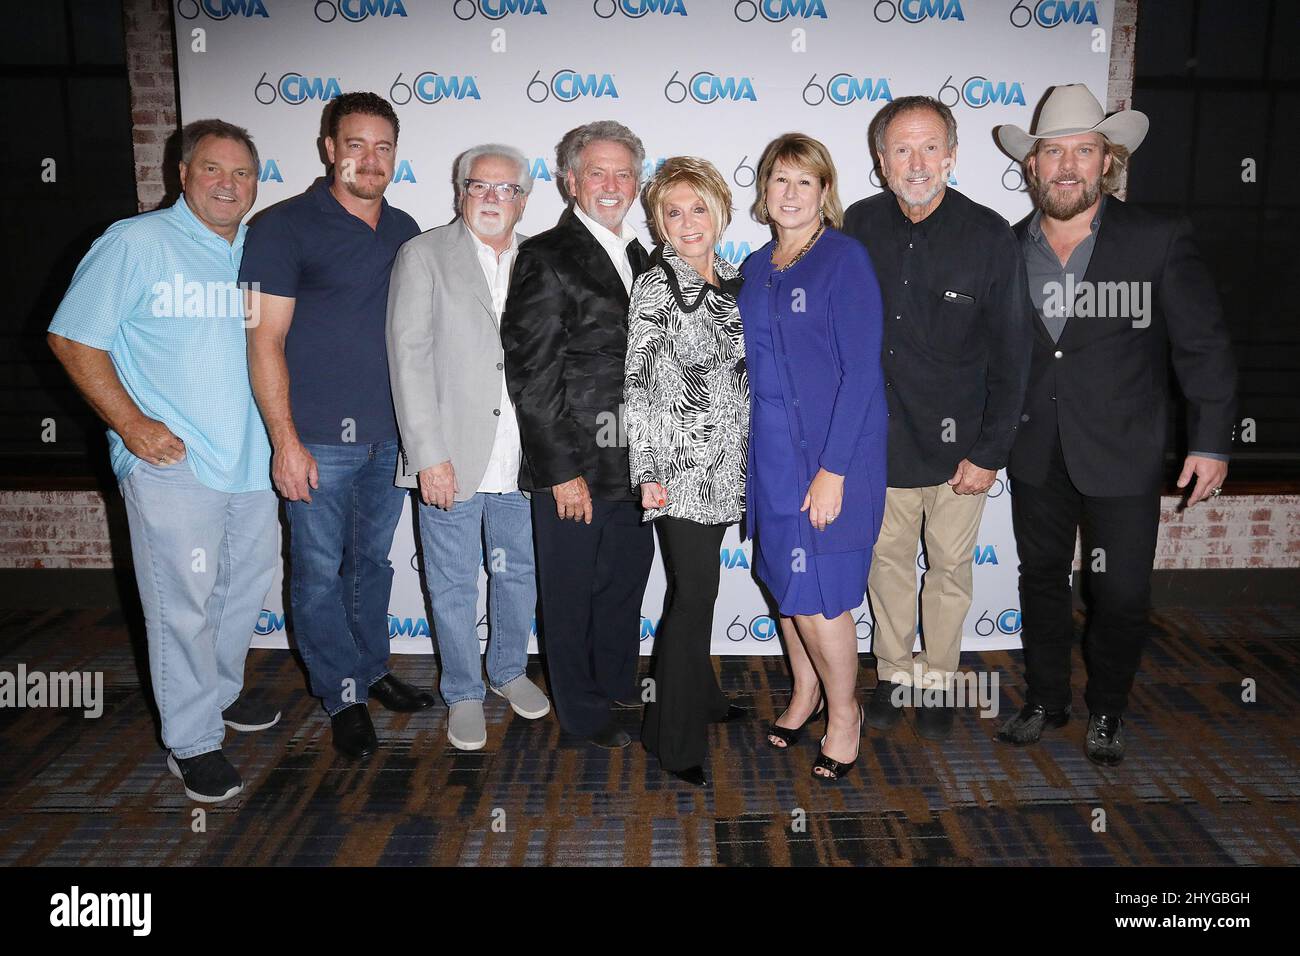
[0,605,1297,866]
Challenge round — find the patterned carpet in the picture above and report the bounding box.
[0,605,1297,866]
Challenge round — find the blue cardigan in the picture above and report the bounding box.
[738,227,888,555]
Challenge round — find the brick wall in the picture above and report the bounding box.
[123,0,177,212]
[0,491,124,570]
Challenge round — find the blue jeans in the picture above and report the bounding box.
[418,491,535,704]
[120,460,279,758]
[285,440,407,715]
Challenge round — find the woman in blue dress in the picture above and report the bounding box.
[737,133,887,781]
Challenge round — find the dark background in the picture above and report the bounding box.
[2,0,1296,483]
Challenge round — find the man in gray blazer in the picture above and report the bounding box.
[387,144,551,750]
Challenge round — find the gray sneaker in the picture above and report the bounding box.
[447,699,487,751]
[490,675,551,719]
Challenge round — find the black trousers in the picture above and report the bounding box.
[641,517,730,771]
[531,492,654,737]
[1010,435,1161,716]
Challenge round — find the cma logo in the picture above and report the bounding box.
[391,160,417,183]
[389,72,482,105]
[1010,0,1098,28]
[873,0,963,21]
[975,608,1022,636]
[526,70,619,103]
[719,547,750,570]
[640,616,659,641]
[594,0,687,15]
[938,75,1026,109]
[725,615,778,641]
[388,614,431,638]
[254,609,285,635]
[734,0,827,21]
[453,0,548,18]
[716,241,752,265]
[665,71,756,104]
[314,0,407,21]
[176,0,268,18]
[643,157,667,178]
[254,72,343,105]
[258,159,282,182]
[803,73,893,106]
[528,158,553,181]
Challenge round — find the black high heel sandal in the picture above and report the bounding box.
[766,696,826,749]
[811,704,864,782]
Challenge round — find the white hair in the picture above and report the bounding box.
[454,143,534,204]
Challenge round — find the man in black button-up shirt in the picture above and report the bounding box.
[844,95,1032,741]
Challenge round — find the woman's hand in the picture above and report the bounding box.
[801,468,844,531]
[640,482,668,510]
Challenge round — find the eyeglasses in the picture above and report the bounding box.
[464,179,524,201]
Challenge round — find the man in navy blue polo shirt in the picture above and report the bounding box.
[242,92,428,760]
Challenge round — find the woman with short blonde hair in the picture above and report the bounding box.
[625,156,749,787]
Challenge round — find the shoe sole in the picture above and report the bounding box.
[223,712,281,732]
[590,736,631,749]
[489,685,551,720]
[167,753,243,804]
[448,732,487,751]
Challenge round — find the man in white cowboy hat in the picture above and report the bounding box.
[994,84,1237,765]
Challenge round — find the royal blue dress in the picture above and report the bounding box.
[738,228,888,619]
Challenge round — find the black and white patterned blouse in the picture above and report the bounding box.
[624,242,749,525]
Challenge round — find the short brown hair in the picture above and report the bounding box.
[1026,134,1131,196]
[750,133,844,230]
[327,91,400,142]
[180,118,258,169]
[644,156,733,245]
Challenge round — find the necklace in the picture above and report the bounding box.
[771,223,824,273]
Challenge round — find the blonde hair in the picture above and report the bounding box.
[750,132,844,230]
[644,156,733,245]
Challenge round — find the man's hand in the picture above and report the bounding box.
[273,439,319,503]
[640,481,667,511]
[1177,455,1228,507]
[948,459,997,495]
[802,468,845,531]
[553,476,592,524]
[419,461,458,510]
[121,416,186,466]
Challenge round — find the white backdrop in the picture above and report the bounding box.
[174,0,1113,654]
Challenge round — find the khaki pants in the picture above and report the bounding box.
[867,483,987,689]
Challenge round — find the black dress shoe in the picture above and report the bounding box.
[865,680,905,731]
[669,765,707,786]
[368,674,436,712]
[714,703,750,723]
[1085,713,1126,766]
[331,703,378,759]
[915,699,954,741]
[996,702,1071,745]
[589,723,632,749]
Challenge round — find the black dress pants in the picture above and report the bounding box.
[531,492,654,737]
[641,517,731,771]
[1010,436,1161,716]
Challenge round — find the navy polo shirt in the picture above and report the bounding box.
[239,178,420,445]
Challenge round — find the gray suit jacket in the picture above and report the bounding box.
[386,218,526,499]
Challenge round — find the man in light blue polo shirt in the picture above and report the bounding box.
[48,119,280,805]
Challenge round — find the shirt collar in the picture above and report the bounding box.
[894,185,953,233]
[315,176,389,227]
[170,194,247,250]
[1028,192,1106,242]
[573,202,638,250]
[658,239,740,292]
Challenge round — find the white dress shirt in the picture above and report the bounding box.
[573,202,638,295]
[468,227,522,494]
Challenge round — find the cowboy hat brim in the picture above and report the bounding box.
[996,110,1149,162]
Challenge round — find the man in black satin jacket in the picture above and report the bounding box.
[500,120,654,750]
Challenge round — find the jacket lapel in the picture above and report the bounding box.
[559,207,634,306]
[1058,199,1125,349]
[451,219,499,328]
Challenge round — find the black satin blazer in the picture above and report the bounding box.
[501,206,651,500]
